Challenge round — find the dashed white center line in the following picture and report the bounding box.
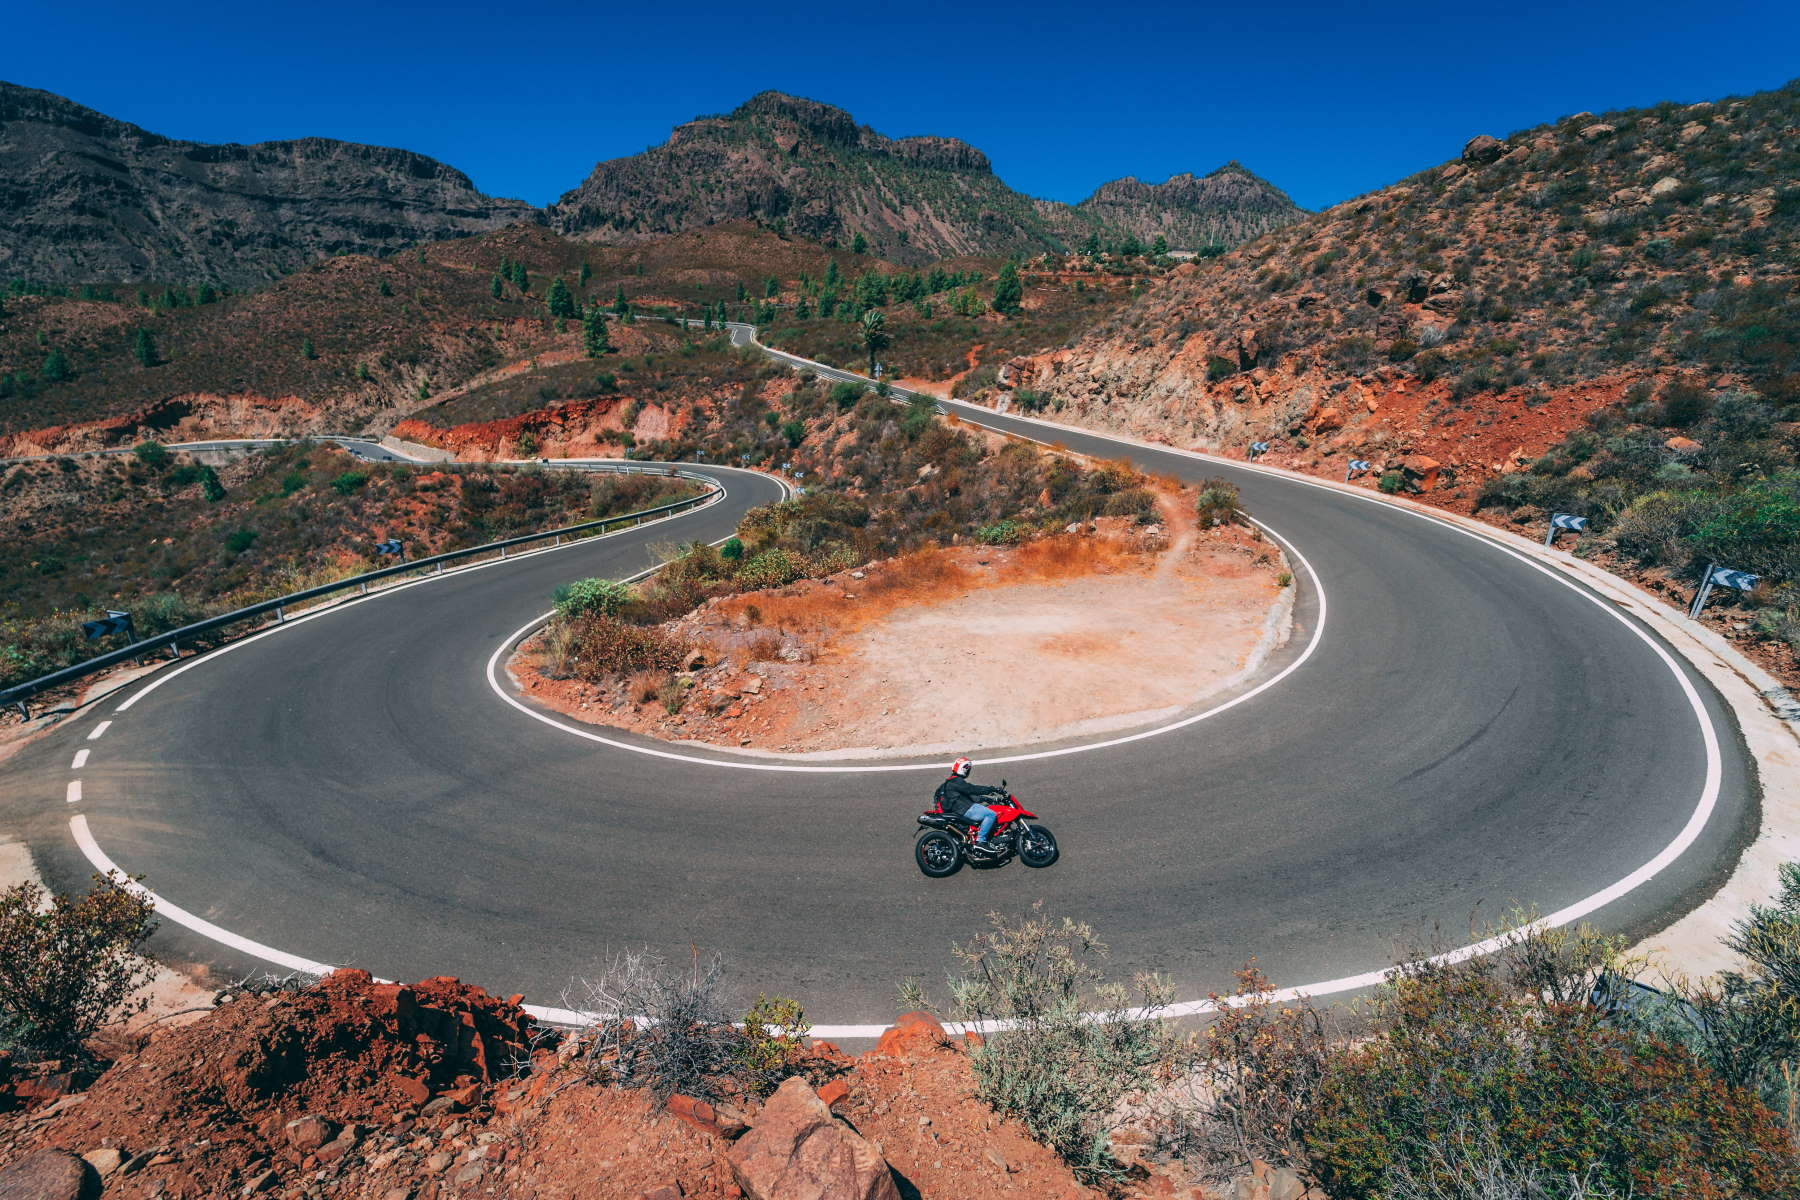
[71,749,90,769]
[87,721,112,741]
[66,780,82,804]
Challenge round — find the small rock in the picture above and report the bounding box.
[637,1187,684,1200]
[241,1169,278,1196]
[453,1163,484,1186]
[381,1190,412,1200]
[0,1150,98,1200]
[285,1116,338,1153]
[985,1148,1009,1173]
[79,1148,123,1179]
[425,1152,454,1174]
[816,1079,850,1110]
[1579,122,1617,141]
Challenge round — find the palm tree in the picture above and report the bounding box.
[860,309,890,375]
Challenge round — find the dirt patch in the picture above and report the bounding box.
[512,513,1291,757]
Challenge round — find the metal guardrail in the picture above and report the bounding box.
[2,463,719,715]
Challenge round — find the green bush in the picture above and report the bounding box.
[1377,471,1406,494]
[132,440,170,470]
[736,547,806,589]
[553,577,631,619]
[1307,933,1796,1199]
[976,519,1026,545]
[720,536,744,561]
[937,905,1179,1184]
[0,874,157,1063]
[331,471,368,495]
[828,380,864,410]
[1195,477,1241,527]
[735,995,812,1094]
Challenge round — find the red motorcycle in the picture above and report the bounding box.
[914,781,1059,877]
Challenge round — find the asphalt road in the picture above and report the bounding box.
[3,341,1757,1033]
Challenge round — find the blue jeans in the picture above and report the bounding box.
[965,803,997,843]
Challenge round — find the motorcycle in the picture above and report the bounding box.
[914,781,1059,877]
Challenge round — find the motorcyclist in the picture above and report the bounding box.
[933,757,1006,854]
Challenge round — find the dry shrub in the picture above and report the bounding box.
[552,614,686,682]
[745,632,785,662]
[627,670,666,704]
[1152,965,1332,1186]
[1007,532,1134,579]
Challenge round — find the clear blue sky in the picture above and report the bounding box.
[7,0,1797,213]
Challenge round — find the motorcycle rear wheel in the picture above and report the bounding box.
[915,829,964,877]
[1020,825,1059,868]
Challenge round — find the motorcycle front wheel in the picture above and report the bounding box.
[914,829,964,877]
[1020,825,1059,868]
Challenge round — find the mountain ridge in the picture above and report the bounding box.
[0,80,540,288]
[551,90,1303,263]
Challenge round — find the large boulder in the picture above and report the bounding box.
[728,1078,900,1200]
[1461,134,1507,164]
[0,1150,99,1200]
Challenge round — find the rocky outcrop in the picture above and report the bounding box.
[1076,162,1306,248]
[727,1078,901,1200]
[0,80,538,287]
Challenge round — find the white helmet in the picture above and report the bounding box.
[949,757,973,778]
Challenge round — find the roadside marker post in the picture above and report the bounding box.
[1688,563,1759,620]
[1249,441,1271,461]
[1345,459,1373,482]
[374,539,405,560]
[81,610,135,642]
[1544,512,1589,548]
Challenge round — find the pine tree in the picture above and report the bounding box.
[824,259,841,289]
[992,262,1024,315]
[490,274,505,300]
[764,276,780,298]
[1081,232,1102,257]
[378,279,393,297]
[795,296,811,320]
[613,285,629,317]
[578,261,591,287]
[736,280,748,303]
[41,349,70,382]
[195,283,218,304]
[546,276,577,319]
[132,327,158,367]
[583,307,611,356]
[1151,234,1169,257]
[851,232,868,254]
[510,261,529,292]
[301,336,317,360]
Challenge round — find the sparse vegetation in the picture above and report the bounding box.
[932,904,1181,1184]
[0,874,157,1063]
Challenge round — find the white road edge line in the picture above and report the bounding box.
[481,515,1327,773]
[71,749,89,770]
[88,720,111,740]
[65,781,81,805]
[72,815,336,977]
[66,413,1727,1037]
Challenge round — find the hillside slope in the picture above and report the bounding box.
[1009,83,1799,465]
[550,91,1300,262]
[0,81,539,287]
